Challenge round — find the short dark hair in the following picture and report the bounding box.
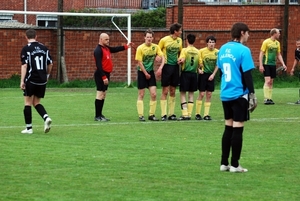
[231,22,250,39]
[270,28,279,36]
[206,35,216,43]
[186,34,195,44]
[170,23,182,34]
[144,28,154,36]
[26,28,36,39]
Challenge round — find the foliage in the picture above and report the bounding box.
[131,7,166,28]
[63,7,166,28]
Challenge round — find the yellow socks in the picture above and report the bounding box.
[268,88,273,100]
[137,100,144,117]
[149,100,157,116]
[160,99,167,117]
[168,96,176,116]
[204,102,211,117]
[263,85,269,99]
[195,100,203,115]
[187,102,194,117]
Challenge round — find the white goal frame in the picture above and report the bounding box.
[0,10,132,86]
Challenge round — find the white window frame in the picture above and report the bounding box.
[0,13,13,21]
[269,0,280,3]
[36,15,57,27]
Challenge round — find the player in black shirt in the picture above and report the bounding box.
[20,29,53,134]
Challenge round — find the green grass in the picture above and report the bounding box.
[1,87,300,201]
[2,68,300,89]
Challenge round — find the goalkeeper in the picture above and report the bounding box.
[217,22,257,173]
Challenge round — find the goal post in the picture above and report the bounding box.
[0,10,132,86]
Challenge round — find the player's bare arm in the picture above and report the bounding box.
[258,51,265,73]
[137,60,150,80]
[155,56,165,78]
[20,64,27,90]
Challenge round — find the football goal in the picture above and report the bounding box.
[0,10,132,86]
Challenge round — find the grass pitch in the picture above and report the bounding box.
[1,87,300,200]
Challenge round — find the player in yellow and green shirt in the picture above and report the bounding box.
[177,34,201,120]
[259,28,287,105]
[135,29,165,121]
[157,23,182,121]
[195,36,219,121]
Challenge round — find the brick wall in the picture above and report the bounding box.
[1,0,85,24]
[1,4,300,82]
[167,4,300,73]
[85,0,142,9]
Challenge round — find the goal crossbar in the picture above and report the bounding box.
[0,10,132,86]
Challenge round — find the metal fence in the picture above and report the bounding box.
[85,0,178,9]
[84,0,298,9]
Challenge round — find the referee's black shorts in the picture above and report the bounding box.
[179,72,198,92]
[161,64,179,87]
[94,71,110,91]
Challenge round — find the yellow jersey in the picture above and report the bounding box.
[179,46,200,73]
[158,35,182,65]
[199,47,218,74]
[261,38,281,66]
[135,43,163,72]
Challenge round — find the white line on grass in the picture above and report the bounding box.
[1,117,300,130]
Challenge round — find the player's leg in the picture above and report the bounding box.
[22,95,34,134]
[179,91,188,120]
[220,101,233,171]
[148,71,159,121]
[178,73,188,120]
[168,64,179,120]
[229,97,248,173]
[168,86,177,120]
[203,76,215,120]
[160,64,170,121]
[187,73,197,119]
[195,74,204,120]
[268,66,277,104]
[94,72,109,121]
[187,91,194,119]
[203,91,213,120]
[137,71,146,121]
[263,65,272,104]
[137,88,145,121]
[148,86,158,121]
[33,85,52,133]
[21,82,34,134]
[95,90,109,121]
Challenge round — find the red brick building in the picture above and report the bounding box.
[0,2,299,82]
